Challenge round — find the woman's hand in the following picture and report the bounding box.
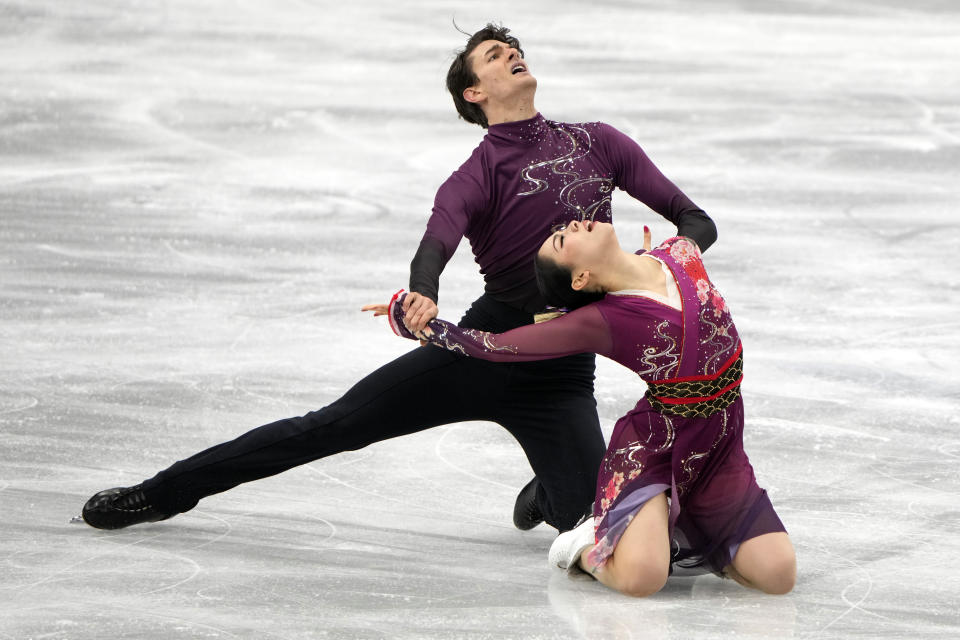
[360,303,389,316]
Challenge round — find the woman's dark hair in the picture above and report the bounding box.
[534,254,606,310]
[447,23,524,129]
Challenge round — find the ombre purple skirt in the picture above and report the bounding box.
[585,395,785,574]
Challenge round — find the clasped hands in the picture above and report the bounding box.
[361,291,437,342]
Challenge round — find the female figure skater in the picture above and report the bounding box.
[369,220,796,596]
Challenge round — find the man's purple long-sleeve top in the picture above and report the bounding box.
[410,113,716,313]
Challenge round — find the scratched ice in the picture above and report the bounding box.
[1,1,959,638]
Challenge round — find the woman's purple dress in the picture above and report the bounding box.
[391,237,785,573]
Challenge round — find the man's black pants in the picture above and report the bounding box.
[142,295,607,531]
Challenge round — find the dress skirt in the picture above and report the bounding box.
[585,395,786,574]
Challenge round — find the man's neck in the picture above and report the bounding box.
[485,99,538,127]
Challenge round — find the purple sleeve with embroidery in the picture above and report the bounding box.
[390,293,613,362]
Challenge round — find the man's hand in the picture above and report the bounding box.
[402,292,438,333]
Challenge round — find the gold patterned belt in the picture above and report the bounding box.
[645,346,743,418]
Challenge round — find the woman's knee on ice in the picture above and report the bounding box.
[733,532,797,594]
[615,557,669,598]
[734,534,797,595]
[753,550,796,595]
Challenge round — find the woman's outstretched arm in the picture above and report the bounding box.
[369,292,614,363]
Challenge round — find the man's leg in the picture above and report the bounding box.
[85,345,513,527]
[498,357,607,532]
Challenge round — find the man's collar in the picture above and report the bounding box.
[486,113,549,146]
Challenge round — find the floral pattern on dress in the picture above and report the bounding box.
[666,236,701,266]
[657,237,740,373]
[599,471,626,513]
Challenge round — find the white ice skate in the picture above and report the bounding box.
[548,516,595,572]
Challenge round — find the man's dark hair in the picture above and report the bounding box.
[447,23,524,129]
[534,254,606,310]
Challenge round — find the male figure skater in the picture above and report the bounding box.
[83,24,716,534]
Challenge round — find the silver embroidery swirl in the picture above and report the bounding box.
[635,321,680,378]
[481,331,519,354]
[444,328,519,355]
[560,177,613,221]
[615,441,649,469]
[432,324,467,356]
[699,308,737,374]
[518,125,591,196]
[677,409,730,495]
[660,415,676,452]
[517,124,615,220]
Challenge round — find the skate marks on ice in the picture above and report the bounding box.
[0,393,40,417]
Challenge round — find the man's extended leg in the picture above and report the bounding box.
[84,344,515,528]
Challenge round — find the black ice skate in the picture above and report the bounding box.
[81,485,171,530]
[513,477,544,530]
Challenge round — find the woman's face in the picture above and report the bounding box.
[537,219,615,270]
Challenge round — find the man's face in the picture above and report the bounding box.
[466,39,537,105]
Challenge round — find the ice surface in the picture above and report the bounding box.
[1,1,959,638]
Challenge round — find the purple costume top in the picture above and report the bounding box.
[410,113,715,312]
[392,237,785,572]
